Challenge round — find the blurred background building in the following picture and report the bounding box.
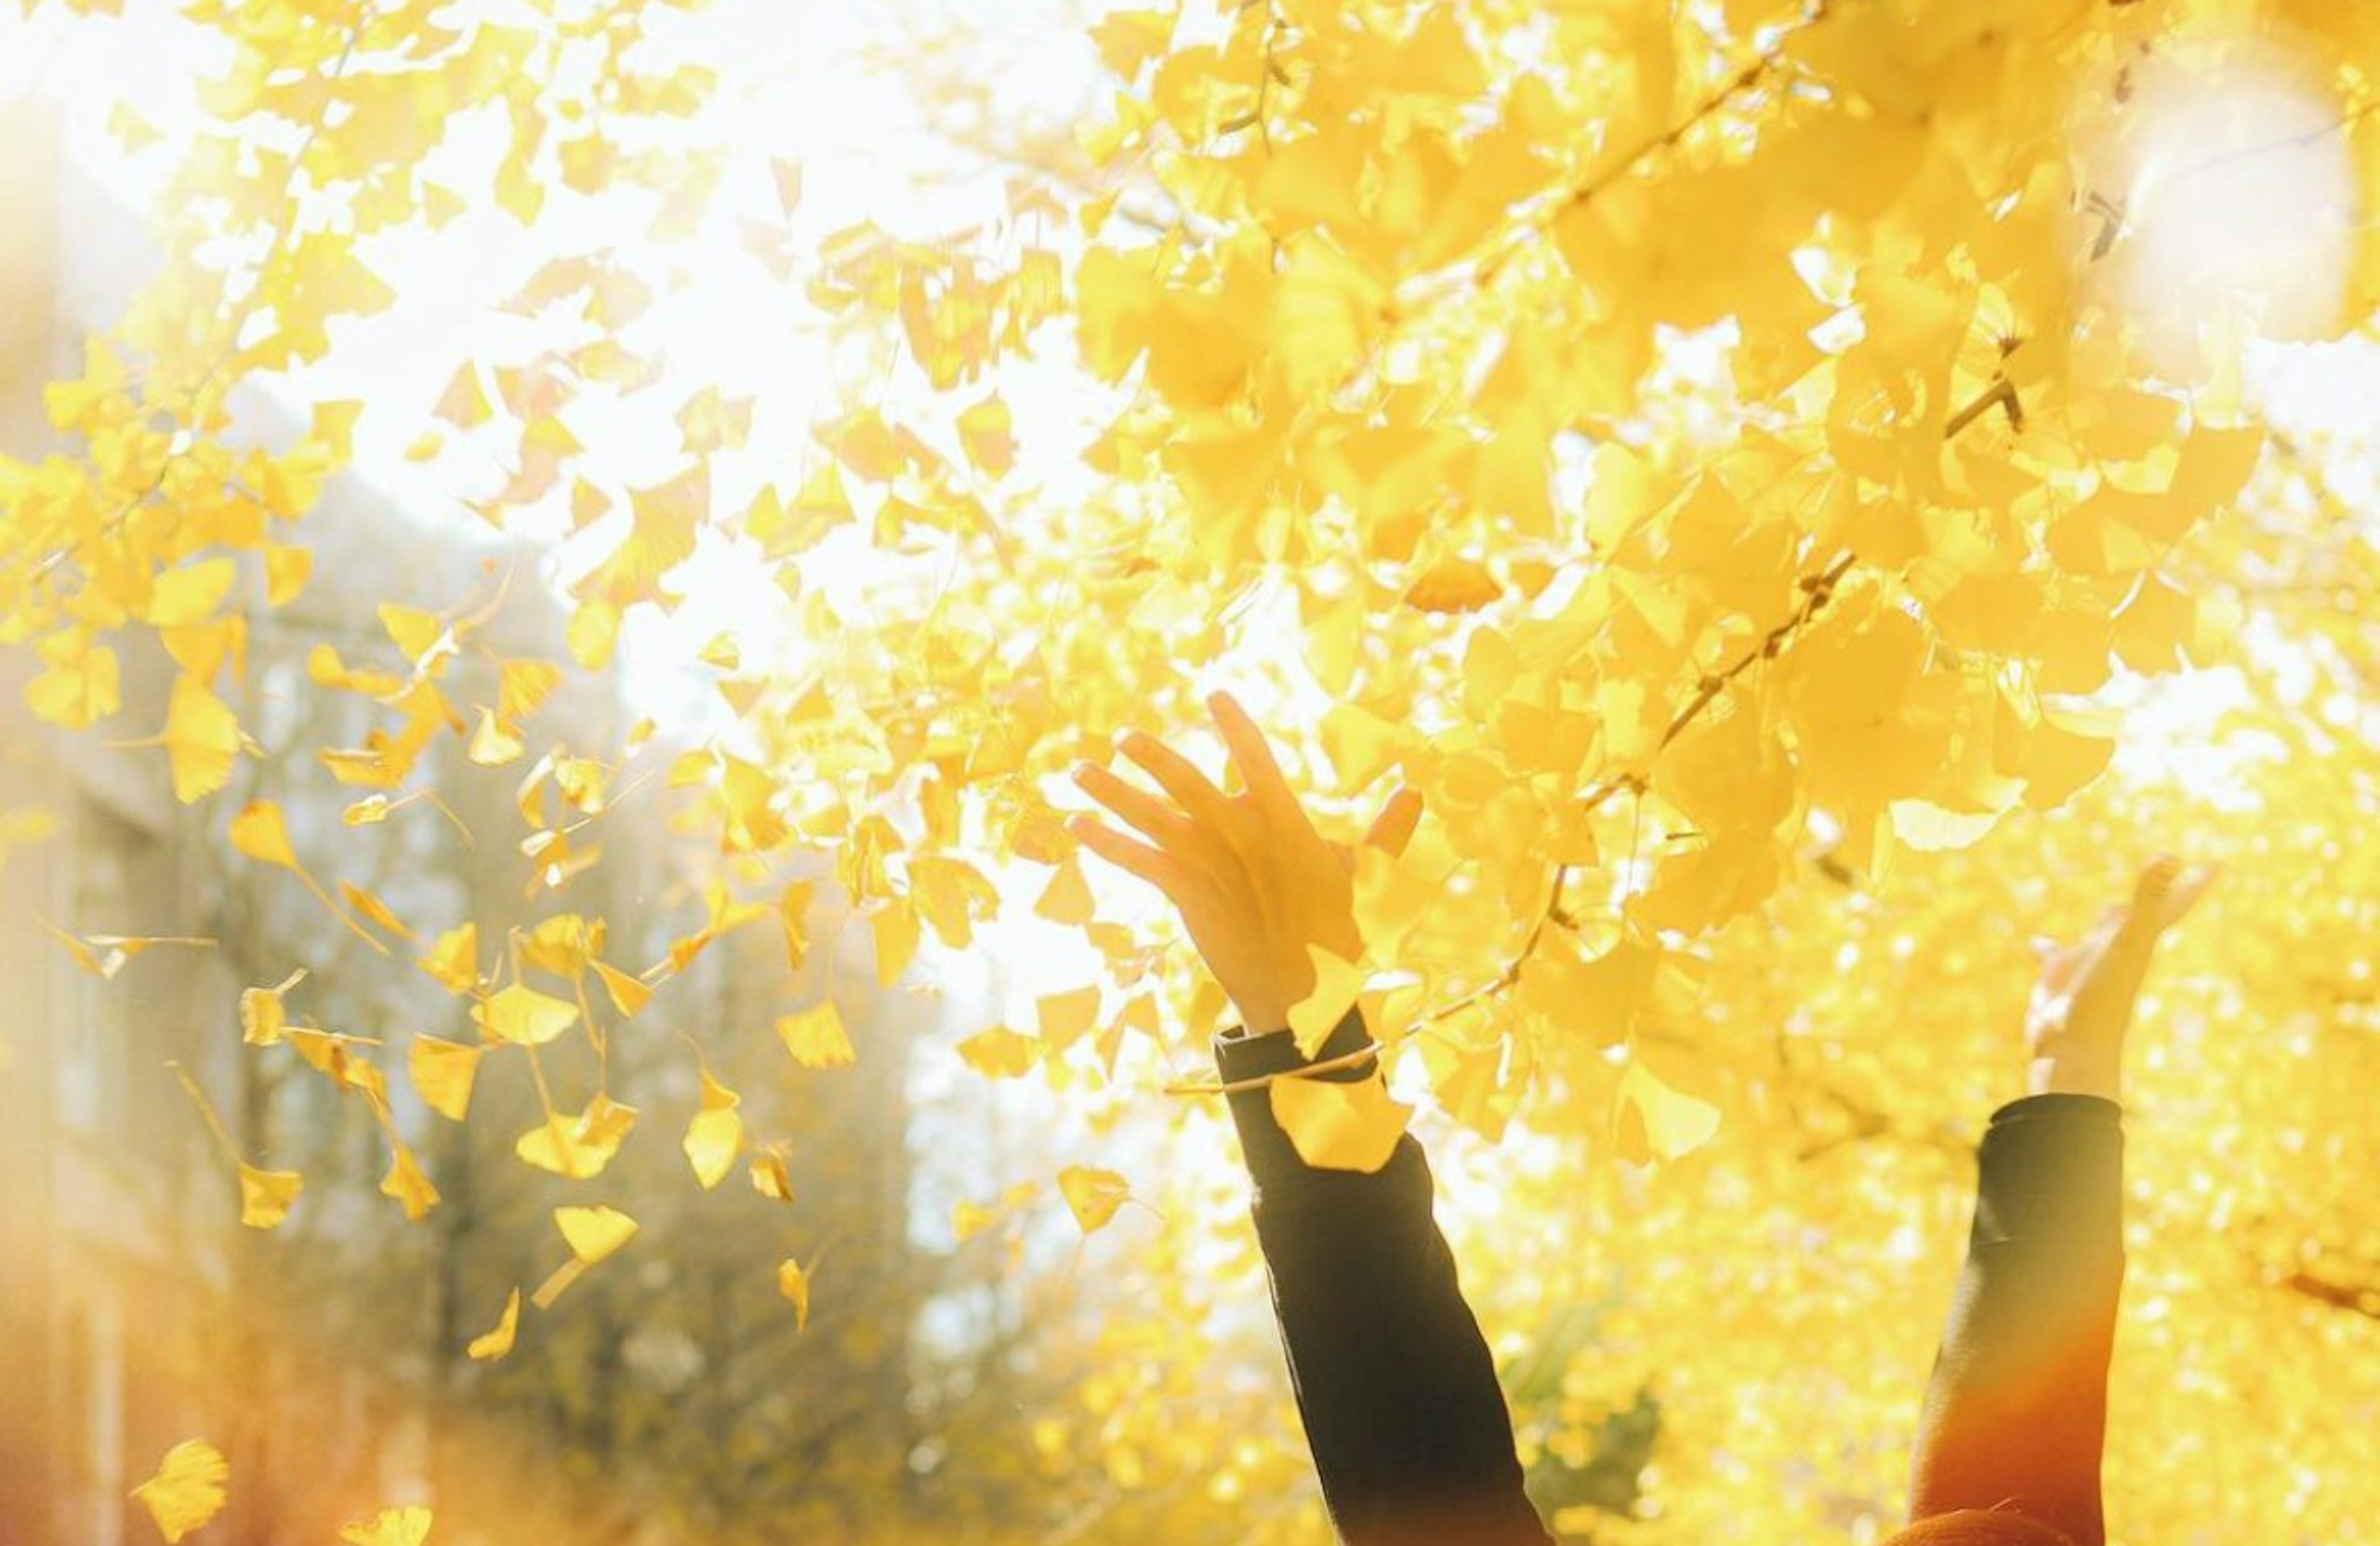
[0,103,998,1544]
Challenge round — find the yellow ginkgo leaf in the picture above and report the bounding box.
[238,1163,303,1229]
[379,602,453,670]
[338,1503,433,1546]
[956,1026,1039,1079]
[1287,943,1364,1059]
[776,999,854,1069]
[417,924,478,994]
[682,1069,743,1190]
[1036,984,1101,1050]
[340,881,415,941]
[237,968,304,1046]
[408,1034,482,1122]
[264,544,312,607]
[33,919,213,981]
[777,1255,811,1332]
[957,392,1015,477]
[590,958,651,1016]
[465,1288,519,1362]
[1033,855,1095,925]
[1612,1055,1722,1165]
[497,658,563,722]
[1057,1164,1131,1235]
[229,800,298,868]
[1270,1070,1412,1174]
[516,1095,638,1179]
[475,983,578,1046]
[160,673,244,803]
[284,1028,389,1104]
[467,707,525,766]
[554,1203,638,1264]
[130,1438,229,1543]
[382,1142,439,1221]
[749,1146,796,1203]
[435,361,491,428]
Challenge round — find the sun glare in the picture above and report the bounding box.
[2081,34,2361,364]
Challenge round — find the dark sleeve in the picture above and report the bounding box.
[1907,1092,2127,1545]
[1216,1002,1553,1546]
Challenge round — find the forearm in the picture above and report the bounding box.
[1220,1005,1551,1546]
[1908,1093,2127,1545]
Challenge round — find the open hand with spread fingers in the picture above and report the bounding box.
[2024,853,2221,1100]
[1064,689,1423,1038]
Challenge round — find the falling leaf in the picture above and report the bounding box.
[957,394,1015,477]
[516,1095,638,1178]
[284,1028,390,1102]
[467,708,526,766]
[408,1034,483,1121]
[238,1164,303,1229]
[159,673,245,803]
[956,1025,1041,1080]
[35,917,213,981]
[750,1145,796,1203]
[382,1142,439,1221]
[554,1203,638,1264]
[417,924,478,994]
[339,1504,433,1546]
[130,1439,229,1542]
[496,658,563,721]
[466,1288,520,1362]
[340,881,415,941]
[1057,1164,1131,1234]
[1036,984,1102,1051]
[229,800,299,868]
[1271,1071,1413,1173]
[777,1256,811,1331]
[475,983,578,1046]
[591,958,651,1016]
[776,999,855,1069]
[435,362,491,428]
[237,968,305,1046]
[682,1067,743,1190]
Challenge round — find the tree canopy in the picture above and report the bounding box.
[4,0,2378,1541]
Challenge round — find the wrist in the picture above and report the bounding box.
[2029,1049,2123,1101]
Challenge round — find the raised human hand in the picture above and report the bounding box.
[1065,689,1422,1040]
[2024,854,2220,1100]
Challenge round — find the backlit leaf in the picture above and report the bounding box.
[130,1439,228,1543]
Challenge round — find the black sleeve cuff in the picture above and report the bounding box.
[1972,1092,2125,1247]
[1215,1003,1383,1190]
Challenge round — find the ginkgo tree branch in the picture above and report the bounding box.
[1169,544,1862,1097]
[1469,0,1838,291]
[28,7,373,588]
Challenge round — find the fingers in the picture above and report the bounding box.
[2117,854,2219,943]
[1117,727,1240,836]
[1071,762,1196,850]
[1206,689,1310,834]
[1067,814,1196,897]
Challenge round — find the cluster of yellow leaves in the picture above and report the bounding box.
[14,0,2380,1537]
